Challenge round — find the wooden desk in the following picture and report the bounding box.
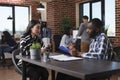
[17,55,120,80]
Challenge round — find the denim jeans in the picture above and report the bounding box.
[0,45,12,63]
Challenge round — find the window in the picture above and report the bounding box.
[0,6,13,35]
[15,6,29,34]
[80,0,115,36]
[83,3,90,19]
[105,0,115,36]
[92,1,101,20]
[0,5,29,35]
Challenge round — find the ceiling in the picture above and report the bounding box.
[28,0,52,2]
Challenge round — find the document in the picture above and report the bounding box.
[50,54,82,61]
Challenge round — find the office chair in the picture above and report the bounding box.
[12,49,30,79]
[12,49,22,74]
[112,46,120,62]
[52,34,62,52]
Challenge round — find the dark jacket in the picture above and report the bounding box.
[2,36,17,47]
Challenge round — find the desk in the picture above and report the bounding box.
[17,55,120,80]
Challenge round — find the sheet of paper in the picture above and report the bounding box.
[73,30,78,39]
[50,54,82,61]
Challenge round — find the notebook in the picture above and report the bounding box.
[50,54,82,61]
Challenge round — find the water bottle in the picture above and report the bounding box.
[42,45,50,62]
[43,53,47,62]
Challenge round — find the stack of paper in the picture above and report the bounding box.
[50,54,82,61]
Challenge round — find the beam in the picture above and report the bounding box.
[26,0,52,2]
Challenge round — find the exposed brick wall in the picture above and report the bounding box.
[0,0,39,20]
[47,0,75,35]
[0,0,120,46]
[47,0,120,46]
[114,0,120,46]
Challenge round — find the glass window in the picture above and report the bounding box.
[105,0,115,36]
[80,0,115,36]
[0,6,13,35]
[92,2,101,20]
[15,6,29,35]
[83,3,90,19]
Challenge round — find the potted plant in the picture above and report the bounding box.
[30,42,41,60]
[61,16,71,33]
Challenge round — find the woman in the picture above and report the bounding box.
[59,27,76,55]
[56,27,80,80]
[20,20,49,80]
[0,31,17,64]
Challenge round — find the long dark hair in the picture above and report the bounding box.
[2,31,16,46]
[24,20,40,36]
[64,27,72,35]
[3,31,11,38]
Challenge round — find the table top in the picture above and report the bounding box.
[17,55,120,80]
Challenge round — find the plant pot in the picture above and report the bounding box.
[30,49,41,60]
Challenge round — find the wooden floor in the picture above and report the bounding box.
[0,66,22,80]
[0,64,52,80]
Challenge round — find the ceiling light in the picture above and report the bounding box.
[7,15,13,20]
[37,3,45,10]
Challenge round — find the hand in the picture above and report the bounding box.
[77,52,84,57]
[41,47,46,53]
[68,43,75,50]
[69,48,78,56]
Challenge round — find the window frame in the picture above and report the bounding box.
[79,0,116,37]
[0,4,30,35]
[79,0,104,23]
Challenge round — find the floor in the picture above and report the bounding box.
[0,66,22,80]
[0,65,52,80]
[0,60,52,80]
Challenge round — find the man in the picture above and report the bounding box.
[56,18,114,80]
[77,16,90,52]
[40,21,51,47]
[80,18,113,60]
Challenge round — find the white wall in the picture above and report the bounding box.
[41,2,47,21]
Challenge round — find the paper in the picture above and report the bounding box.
[73,30,78,39]
[50,54,82,61]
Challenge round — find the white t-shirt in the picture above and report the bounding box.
[59,34,73,48]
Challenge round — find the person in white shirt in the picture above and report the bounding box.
[59,27,75,55]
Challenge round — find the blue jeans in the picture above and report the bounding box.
[0,45,12,63]
[59,46,71,55]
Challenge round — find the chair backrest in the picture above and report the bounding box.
[112,46,120,61]
[12,49,22,74]
[52,34,62,52]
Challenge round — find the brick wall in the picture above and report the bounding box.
[47,0,75,35]
[114,0,120,46]
[0,0,39,20]
[0,0,120,46]
[47,0,120,46]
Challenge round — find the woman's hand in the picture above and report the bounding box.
[41,47,46,54]
[77,52,84,57]
[69,48,77,56]
[68,43,77,56]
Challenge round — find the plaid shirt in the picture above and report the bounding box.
[82,33,113,60]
